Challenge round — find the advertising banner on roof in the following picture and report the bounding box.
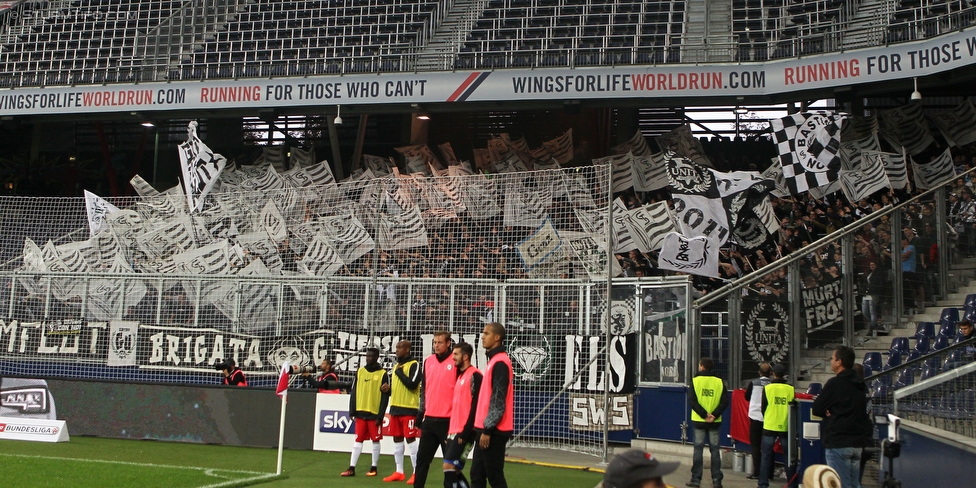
[0,29,975,116]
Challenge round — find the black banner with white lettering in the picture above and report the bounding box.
[741,298,790,383]
[802,277,844,345]
[640,286,687,384]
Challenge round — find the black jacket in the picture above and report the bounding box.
[811,368,873,448]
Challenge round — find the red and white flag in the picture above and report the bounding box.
[275,361,291,399]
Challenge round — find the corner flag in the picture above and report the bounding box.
[276,361,290,398]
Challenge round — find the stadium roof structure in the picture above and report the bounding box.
[0,1,974,122]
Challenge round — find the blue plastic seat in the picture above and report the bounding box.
[864,352,883,372]
[943,350,966,371]
[806,382,822,395]
[883,351,902,370]
[862,364,874,378]
[914,322,935,341]
[934,334,951,350]
[964,293,976,311]
[939,320,957,338]
[889,337,911,357]
[893,368,915,389]
[913,337,931,356]
[920,362,940,380]
[940,307,960,325]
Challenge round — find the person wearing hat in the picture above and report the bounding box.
[602,449,680,488]
[758,364,795,488]
[220,359,247,387]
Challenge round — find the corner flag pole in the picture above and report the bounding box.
[275,361,291,475]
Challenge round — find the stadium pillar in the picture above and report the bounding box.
[30,120,42,161]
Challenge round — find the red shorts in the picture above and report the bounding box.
[384,414,421,439]
[355,418,382,443]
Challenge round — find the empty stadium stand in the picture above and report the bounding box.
[0,0,975,86]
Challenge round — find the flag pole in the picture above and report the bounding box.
[276,392,287,475]
[274,361,291,476]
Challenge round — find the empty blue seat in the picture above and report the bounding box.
[943,350,966,371]
[889,337,911,356]
[883,351,902,370]
[934,334,951,350]
[862,364,874,378]
[939,320,957,338]
[893,368,915,389]
[914,322,935,341]
[940,307,960,325]
[806,382,822,395]
[914,337,931,356]
[864,352,883,371]
[920,362,940,380]
[964,293,976,311]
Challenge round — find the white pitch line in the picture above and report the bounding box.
[199,473,280,488]
[0,452,271,477]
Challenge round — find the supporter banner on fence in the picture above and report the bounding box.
[802,277,844,340]
[568,393,633,431]
[741,298,790,383]
[640,310,687,385]
[3,29,976,115]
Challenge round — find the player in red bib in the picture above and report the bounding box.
[441,341,482,488]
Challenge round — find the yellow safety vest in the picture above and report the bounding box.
[390,359,420,409]
[763,382,795,433]
[355,367,386,415]
[691,375,724,423]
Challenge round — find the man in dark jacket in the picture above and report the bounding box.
[687,357,728,488]
[811,345,872,488]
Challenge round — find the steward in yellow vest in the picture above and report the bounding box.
[757,364,795,488]
[687,357,728,488]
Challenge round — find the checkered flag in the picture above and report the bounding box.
[771,112,845,195]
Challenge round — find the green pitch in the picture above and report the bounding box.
[0,437,605,487]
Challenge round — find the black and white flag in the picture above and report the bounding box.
[656,125,711,167]
[632,152,670,192]
[318,213,375,265]
[879,103,934,155]
[543,129,574,165]
[362,154,394,176]
[931,100,976,147]
[568,234,622,281]
[840,147,891,202]
[296,234,345,277]
[517,218,562,269]
[912,147,956,190]
[762,159,791,198]
[753,196,781,234]
[377,206,429,250]
[289,147,315,168]
[611,198,637,253]
[172,240,231,276]
[864,150,909,190]
[260,200,288,243]
[503,185,551,228]
[671,194,730,246]
[657,232,719,278]
[129,174,160,197]
[808,179,844,200]
[463,176,501,220]
[84,190,120,237]
[594,152,633,193]
[626,201,675,252]
[178,121,227,212]
[771,112,844,194]
[840,133,881,171]
[611,130,652,157]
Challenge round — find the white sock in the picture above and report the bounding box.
[371,442,381,468]
[408,440,419,470]
[394,442,405,473]
[350,442,364,468]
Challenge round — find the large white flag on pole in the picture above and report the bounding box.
[179,120,227,212]
[84,190,120,237]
